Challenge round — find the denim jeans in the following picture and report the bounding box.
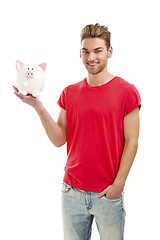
[61,182,126,240]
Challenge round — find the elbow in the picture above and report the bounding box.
[49,128,66,147]
[56,127,67,147]
[48,137,66,148]
[56,143,66,148]
[55,140,67,148]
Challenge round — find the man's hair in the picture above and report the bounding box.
[80,23,111,50]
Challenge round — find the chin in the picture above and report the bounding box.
[85,64,106,75]
[87,67,103,75]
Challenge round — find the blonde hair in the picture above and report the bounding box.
[80,23,111,50]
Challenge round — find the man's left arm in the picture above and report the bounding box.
[96,106,140,199]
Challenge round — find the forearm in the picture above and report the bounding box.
[113,140,138,187]
[34,103,66,147]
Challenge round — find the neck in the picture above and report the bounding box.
[87,68,115,87]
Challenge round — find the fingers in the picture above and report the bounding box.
[13,86,19,93]
[13,86,36,98]
[14,91,21,100]
[14,92,26,101]
[13,86,40,109]
[96,189,107,198]
[13,86,26,101]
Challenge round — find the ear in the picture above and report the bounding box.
[80,49,82,58]
[39,62,47,72]
[107,46,113,58]
[16,60,24,72]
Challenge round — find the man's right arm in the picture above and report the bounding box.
[35,105,67,147]
[13,86,67,147]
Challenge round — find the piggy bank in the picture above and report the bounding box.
[16,60,47,97]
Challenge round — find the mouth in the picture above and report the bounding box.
[87,62,99,67]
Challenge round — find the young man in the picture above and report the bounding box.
[14,23,141,240]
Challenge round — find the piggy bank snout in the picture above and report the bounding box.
[26,70,34,79]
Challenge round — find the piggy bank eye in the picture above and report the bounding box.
[32,68,33,70]
[28,68,29,70]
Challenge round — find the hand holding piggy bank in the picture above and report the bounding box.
[16,60,47,97]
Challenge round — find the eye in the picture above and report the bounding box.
[28,68,29,70]
[32,68,33,70]
[82,51,89,54]
[95,50,102,53]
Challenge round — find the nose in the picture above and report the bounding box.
[88,52,96,61]
[26,71,34,79]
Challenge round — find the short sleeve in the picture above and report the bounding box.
[124,84,141,116]
[57,87,67,110]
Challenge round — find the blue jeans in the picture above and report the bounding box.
[61,182,126,240]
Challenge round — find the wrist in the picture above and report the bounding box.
[113,179,125,189]
[34,102,45,113]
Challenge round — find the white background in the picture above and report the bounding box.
[0,0,159,239]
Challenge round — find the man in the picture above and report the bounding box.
[14,23,141,240]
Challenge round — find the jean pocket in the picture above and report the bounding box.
[62,182,72,193]
[104,195,122,201]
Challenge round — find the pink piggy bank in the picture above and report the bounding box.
[16,60,47,97]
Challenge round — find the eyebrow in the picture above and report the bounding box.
[82,47,104,51]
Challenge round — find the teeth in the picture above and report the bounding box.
[88,63,97,65]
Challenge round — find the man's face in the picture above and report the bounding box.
[80,38,112,75]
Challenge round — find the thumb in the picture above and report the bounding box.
[96,189,107,198]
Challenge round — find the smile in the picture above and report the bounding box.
[87,62,99,66]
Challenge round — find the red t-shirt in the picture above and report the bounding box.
[57,76,141,192]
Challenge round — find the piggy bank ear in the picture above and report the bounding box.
[16,60,24,72]
[39,62,47,72]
